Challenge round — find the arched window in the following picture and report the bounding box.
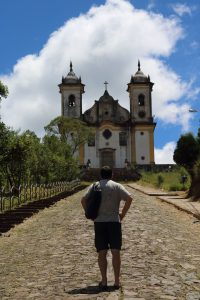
[68,94,76,107]
[138,94,145,106]
[88,134,95,146]
[119,132,127,146]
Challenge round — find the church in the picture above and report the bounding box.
[58,61,156,169]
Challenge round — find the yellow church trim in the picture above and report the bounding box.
[131,127,136,163]
[61,95,64,116]
[149,129,155,163]
[79,144,84,164]
[99,122,125,131]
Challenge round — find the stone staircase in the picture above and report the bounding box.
[0,185,85,235]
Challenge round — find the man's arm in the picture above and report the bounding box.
[81,184,93,211]
[81,197,87,211]
[119,195,132,221]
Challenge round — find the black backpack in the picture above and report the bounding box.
[85,182,102,220]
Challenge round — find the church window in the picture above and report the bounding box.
[138,111,146,118]
[88,134,95,146]
[103,129,112,139]
[119,132,127,146]
[68,94,76,107]
[138,94,145,106]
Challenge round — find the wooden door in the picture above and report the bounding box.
[100,150,115,168]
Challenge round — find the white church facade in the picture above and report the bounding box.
[58,62,156,169]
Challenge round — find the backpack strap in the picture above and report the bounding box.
[93,181,101,191]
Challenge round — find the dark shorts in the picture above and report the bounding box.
[94,222,122,252]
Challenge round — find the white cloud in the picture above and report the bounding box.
[156,103,191,131]
[0,0,196,141]
[171,3,193,17]
[155,142,176,164]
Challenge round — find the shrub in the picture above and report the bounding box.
[157,174,164,188]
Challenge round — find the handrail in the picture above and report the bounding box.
[0,179,80,213]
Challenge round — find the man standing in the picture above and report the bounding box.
[81,166,132,290]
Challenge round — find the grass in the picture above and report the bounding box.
[81,171,190,192]
[137,168,191,192]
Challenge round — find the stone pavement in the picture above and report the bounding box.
[0,185,200,299]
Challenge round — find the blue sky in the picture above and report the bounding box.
[1,0,200,163]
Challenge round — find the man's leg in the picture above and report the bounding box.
[111,249,121,286]
[98,249,108,286]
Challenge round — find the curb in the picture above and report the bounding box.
[127,184,200,221]
[157,196,200,221]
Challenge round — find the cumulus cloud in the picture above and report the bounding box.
[0,0,198,163]
[155,142,176,164]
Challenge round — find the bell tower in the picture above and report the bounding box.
[127,61,156,164]
[58,62,85,118]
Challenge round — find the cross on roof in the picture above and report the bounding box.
[104,81,108,91]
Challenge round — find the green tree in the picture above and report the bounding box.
[173,133,200,172]
[5,132,33,187]
[0,122,12,186]
[44,116,94,155]
[197,127,200,145]
[0,127,40,187]
[19,130,42,183]
[0,80,8,101]
[0,118,82,187]
[42,134,80,182]
[173,132,200,197]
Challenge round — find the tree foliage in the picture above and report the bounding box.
[41,134,79,182]
[173,132,200,199]
[44,116,94,154]
[0,80,8,101]
[0,122,80,187]
[0,103,92,186]
[173,133,200,173]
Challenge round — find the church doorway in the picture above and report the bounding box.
[100,149,115,168]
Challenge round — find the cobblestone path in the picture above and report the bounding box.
[0,186,200,300]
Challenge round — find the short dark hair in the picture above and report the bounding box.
[100,166,113,179]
